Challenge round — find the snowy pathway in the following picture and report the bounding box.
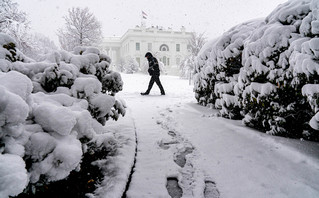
[110,74,319,198]
[118,74,200,197]
[166,103,319,198]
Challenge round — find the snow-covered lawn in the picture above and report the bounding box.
[107,73,319,198]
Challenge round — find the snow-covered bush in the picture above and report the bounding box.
[0,33,29,63]
[194,20,262,118]
[239,0,318,138]
[0,34,126,197]
[0,154,28,197]
[101,71,123,95]
[123,56,139,74]
[0,0,31,55]
[194,0,319,140]
[38,64,74,92]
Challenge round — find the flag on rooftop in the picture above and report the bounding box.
[142,11,147,19]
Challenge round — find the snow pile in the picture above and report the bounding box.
[194,0,319,140]
[0,34,126,197]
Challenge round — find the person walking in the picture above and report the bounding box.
[141,52,165,95]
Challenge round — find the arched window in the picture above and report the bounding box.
[159,44,169,51]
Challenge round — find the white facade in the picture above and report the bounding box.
[102,26,193,72]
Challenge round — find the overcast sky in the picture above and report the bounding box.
[15,0,288,45]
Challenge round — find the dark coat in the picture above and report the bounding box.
[147,56,160,76]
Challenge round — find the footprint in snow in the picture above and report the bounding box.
[174,147,194,168]
[158,139,179,150]
[166,107,173,112]
[204,180,220,198]
[166,177,183,198]
[168,130,177,137]
[158,106,220,197]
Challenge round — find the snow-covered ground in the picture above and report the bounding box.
[105,73,319,198]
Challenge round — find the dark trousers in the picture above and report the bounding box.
[146,75,165,94]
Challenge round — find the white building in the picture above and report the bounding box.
[102,25,193,74]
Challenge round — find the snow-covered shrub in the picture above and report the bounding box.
[101,71,123,95]
[71,77,102,99]
[112,98,127,120]
[31,46,125,123]
[123,56,139,74]
[0,154,28,198]
[239,0,319,138]
[38,64,73,92]
[88,93,115,125]
[302,84,319,131]
[0,33,28,63]
[0,72,31,128]
[0,59,12,72]
[193,39,215,106]
[95,59,110,80]
[0,71,33,197]
[194,19,262,118]
[0,34,126,196]
[194,0,319,140]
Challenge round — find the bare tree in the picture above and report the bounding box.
[26,33,58,60]
[0,0,31,53]
[58,7,102,51]
[180,32,207,82]
[188,32,207,56]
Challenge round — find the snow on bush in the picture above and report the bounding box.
[194,19,263,118]
[194,0,319,140]
[123,56,139,74]
[88,94,115,125]
[101,71,123,95]
[0,84,29,128]
[0,71,33,101]
[0,33,30,63]
[33,103,77,136]
[71,77,102,98]
[0,34,126,196]
[28,134,82,183]
[0,154,28,198]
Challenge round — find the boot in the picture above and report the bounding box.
[141,92,149,95]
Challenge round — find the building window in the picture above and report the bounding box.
[176,58,181,65]
[159,44,169,51]
[148,43,152,51]
[136,57,140,66]
[176,44,180,52]
[162,57,170,66]
[136,42,140,51]
[163,56,167,65]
